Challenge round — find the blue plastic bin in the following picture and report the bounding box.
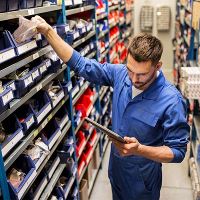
[55,106,69,130]
[56,24,69,39]
[30,66,41,85]
[61,81,73,96]
[7,31,37,56]
[48,81,65,108]
[0,0,7,12]
[48,59,61,73]
[0,31,16,64]
[1,115,24,157]
[14,71,33,98]
[0,84,14,114]
[29,91,52,124]
[7,0,19,11]
[8,155,36,200]
[41,119,61,150]
[37,61,48,77]
[15,104,35,132]
[35,0,43,7]
[26,0,35,8]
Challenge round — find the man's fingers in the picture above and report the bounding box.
[124,137,137,143]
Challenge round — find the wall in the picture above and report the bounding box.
[133,0,176,82]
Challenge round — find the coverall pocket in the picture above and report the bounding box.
[137,162,161,194]
[131,108,159,127]
[136,165,152,193]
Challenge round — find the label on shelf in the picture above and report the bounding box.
[36,84,42,92]
[24,76,33,87]
[2,129,24,157]
[32,69,40,80]
[17,40,37,55]
[33,52,39,60]
[26,116,34,130]
[0,48,16,64]
[28,9,35,15]
[8,82,16,91]
[2,90,13,106]
[39,64,47,74]
[37,103,52,124]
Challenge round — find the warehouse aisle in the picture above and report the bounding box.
[90,143,193,200]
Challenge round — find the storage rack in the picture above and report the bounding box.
[175,1,200,200]
[0,0,134,199]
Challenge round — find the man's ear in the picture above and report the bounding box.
[156,61,162,70]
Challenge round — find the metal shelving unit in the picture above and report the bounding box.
[66,5,95,16]
[0,0,130,198]
[0,64,67,123]
[0,5,62,21]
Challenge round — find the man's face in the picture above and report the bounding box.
[126,54,162,90]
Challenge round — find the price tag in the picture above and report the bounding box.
[34,129,39,137]
[33,52,39,60]
[36,84,42,92]
[28,9,35,15]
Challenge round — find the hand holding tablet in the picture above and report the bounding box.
[85,117,126,144]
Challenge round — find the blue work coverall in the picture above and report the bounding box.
[67,50,190,200]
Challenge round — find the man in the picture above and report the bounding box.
[34,16,190,200]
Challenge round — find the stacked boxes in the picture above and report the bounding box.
[180,67,200,99]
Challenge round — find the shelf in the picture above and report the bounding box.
[86,51,97,59]
[110,37,119,49]
[109,21,118,29]
[126,20,131,26]
[66,5,95,16]
[40,164,66,200]
[119,20,125,26]
[98,30,109,40]
[194,116,200,140]
[102,100,110,116]
[126,7,133,12]
[72,81,90,106]
[74,93,98,135]
[110,53,118,63]
[120,5,126,10]
[0,45,52,79]
[72,31,96,49]
[0,5,62,21]
[75,119,84,135]
[20,122,71,199]
[79,134,101,182]
[109,5,119,12]
[99,87,108,101]
[4,96,69,171]
[0,64,67,123]
[88,153,102,196]
[99,49,109,61]
[102,136,109,154]
[191,141,200,183]
[97,13,107,21]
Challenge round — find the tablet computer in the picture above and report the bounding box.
[85,117,126,143]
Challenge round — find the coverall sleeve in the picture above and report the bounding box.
[162,97,190,163]
[66,49,118,86]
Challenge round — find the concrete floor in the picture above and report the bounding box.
[90,143,193,200]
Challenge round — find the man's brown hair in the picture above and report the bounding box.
[128,33,163,65]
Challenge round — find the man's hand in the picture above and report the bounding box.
[31,15,52,36]
[109,136,141,157]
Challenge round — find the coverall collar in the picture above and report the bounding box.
[125,70,165,101]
